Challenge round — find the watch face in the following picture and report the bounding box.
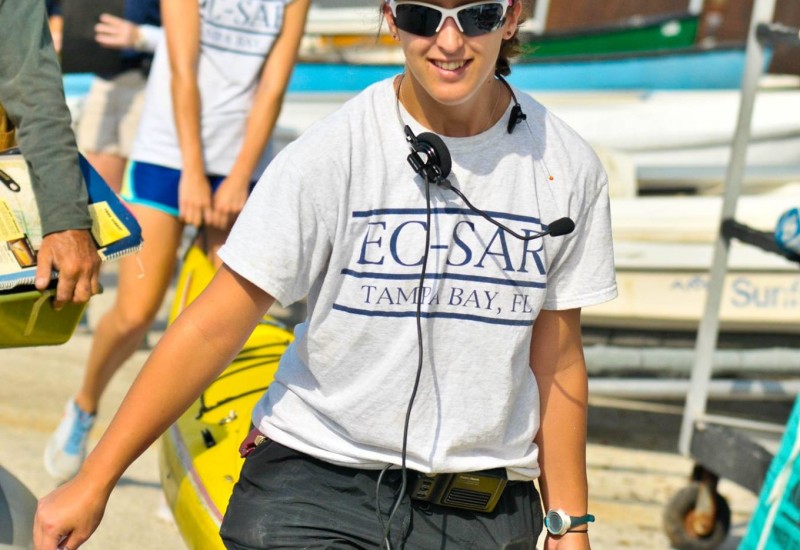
[546,511,565,534]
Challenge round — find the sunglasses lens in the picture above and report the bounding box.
[458,4,506,36]
[394,4,442,37]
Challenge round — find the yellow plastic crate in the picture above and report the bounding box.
[0,287,89,348]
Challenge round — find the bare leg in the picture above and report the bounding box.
[74,205,183,414]
[83,152,127,193]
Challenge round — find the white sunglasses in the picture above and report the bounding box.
[388,1,512,37]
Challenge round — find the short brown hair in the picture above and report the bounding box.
[497,0,525,76]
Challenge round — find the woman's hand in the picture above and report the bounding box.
[543,533,591,550]
[33,474,110,550]
[178,169,213,227]
[207,173,251,230]
[94,13,140,50]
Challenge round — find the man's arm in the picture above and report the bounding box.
[0,0,100,306]
[531,308,592,550]
[0,0,90,235]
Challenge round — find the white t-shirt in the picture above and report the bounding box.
[218,78,618,480]
[131,0,295,176]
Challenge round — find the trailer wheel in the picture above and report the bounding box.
[663,482,731,550]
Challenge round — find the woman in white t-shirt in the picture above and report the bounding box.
[43,0,311,483]
[35,2,616,549]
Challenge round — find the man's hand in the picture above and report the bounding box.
[35,230,101,310]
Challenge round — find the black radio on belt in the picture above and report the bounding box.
[410,470,508,513]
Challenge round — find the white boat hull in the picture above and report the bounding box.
[271,86,800,193]
[533,88,800,192]
[588,189,800,333]
[609,188,800,244]
[585,269,800,333]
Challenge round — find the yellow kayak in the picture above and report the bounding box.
[158,246,292,549]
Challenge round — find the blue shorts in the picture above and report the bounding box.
[121,161,252,217]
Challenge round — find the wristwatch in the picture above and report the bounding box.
[544,509,595,535]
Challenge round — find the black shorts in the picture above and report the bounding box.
[220,439,543,549]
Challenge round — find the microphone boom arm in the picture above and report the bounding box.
[446,184,574,240]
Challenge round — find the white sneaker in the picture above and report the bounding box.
[44,399,95,482]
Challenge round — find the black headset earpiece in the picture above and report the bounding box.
[398,73,524,187]
[507,103,527,134]
[404,125,452,185]
[496,73,526,134]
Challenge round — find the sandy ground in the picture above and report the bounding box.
[0,274,790,549]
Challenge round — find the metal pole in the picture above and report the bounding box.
[530,0,551,35]
[590,378,800,402]
[677,0,778,457]
[687,0,706,15]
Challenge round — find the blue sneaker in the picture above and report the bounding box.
[44,399,96,482]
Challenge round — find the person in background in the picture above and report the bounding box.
[34,1,616,549]
[75,0,162,192]
[45,0,64,53]
[0,0,100,309]
[43,0,311,483]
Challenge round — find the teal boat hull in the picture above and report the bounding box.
[65,45,768,95]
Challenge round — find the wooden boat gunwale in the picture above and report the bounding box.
[514,40,751,65]
[518,11,701,59]
[521,10,700,41]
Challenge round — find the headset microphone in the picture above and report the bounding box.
[546,217,575,237]
[404,123,573,241]
[404,126,452,185]
[446,179,575,241]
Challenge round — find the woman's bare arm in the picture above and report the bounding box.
[531,308,591,550]
[209,0,311,229]
[34,266,274,550]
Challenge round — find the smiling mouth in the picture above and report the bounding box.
[432,60,468,71]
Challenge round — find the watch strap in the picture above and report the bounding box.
[545,509,595,535]
[570,513,595,529]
